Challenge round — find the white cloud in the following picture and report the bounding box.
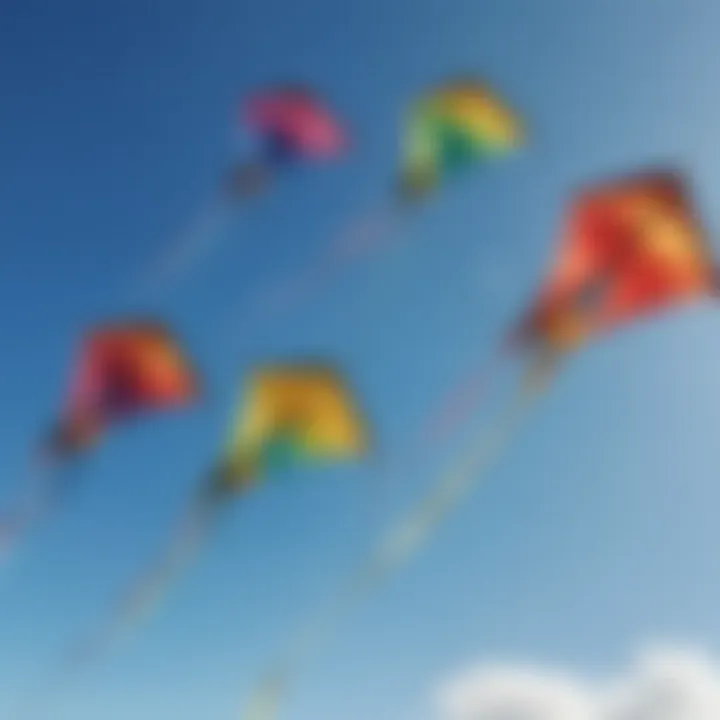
[437,664,594,720]
[435,646,720,720]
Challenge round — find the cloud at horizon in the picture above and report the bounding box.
[435,645,720,720]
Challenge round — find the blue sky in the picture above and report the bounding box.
[2,1,720,719]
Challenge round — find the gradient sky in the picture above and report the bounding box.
[2,1,720,719]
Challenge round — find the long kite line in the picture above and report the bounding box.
[126,197,236,308]
[241,365,551,720]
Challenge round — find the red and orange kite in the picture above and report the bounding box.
[512,169,717,382]
[47,319,199,460]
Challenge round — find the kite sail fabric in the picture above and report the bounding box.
[515,169,717,358]
[398,79,525,200]
[48,320,200,459]
[209,362,371,495]
[245,87,348,161]
[228,86,349,197]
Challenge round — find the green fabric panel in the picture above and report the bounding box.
[261,431,307,473]
[435,120,486,173]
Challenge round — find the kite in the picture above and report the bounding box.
[232,77,525,340]
[130,86,349,301]
[398,78,525,200]
[35,362,371,703]
[423,167,720,444]
[512,168,718,379]
[226,86,349,199]
[207,362,371,496]
[48,320,200,459]
[240,169,719,720]
[0,320,199,559]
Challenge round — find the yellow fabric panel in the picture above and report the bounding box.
[225,365,369,465]
[616,192,713,286]
[429,84,524,148]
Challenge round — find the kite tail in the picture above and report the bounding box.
[127,197,234,307]
[68,487,224,670]
[241,372,551,720]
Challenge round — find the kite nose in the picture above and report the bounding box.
[40,424,69,462]
[226,163,272,199]
[44,417,100,461]
[204,463,245,503]
[396,170,433,204]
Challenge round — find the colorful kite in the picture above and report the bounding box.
[227,86,349,198]
[426,168,720,441]
[398,79,525,201]
[0,320,199,561]
[509,168,717,383]
[240,169,718,720]
[207,362,371,495]
[46,320,200,461]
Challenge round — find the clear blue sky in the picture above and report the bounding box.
[2,1,720,718]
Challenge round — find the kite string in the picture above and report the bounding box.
[0,457,62,562]
[9,493,223,720]
[239,346,515,719]
[276,343,525,670]
[70,492,221,668]
[126,196,235,309]
[415,345,510,450]
[241,372,548,720]
[223,200,404,343]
